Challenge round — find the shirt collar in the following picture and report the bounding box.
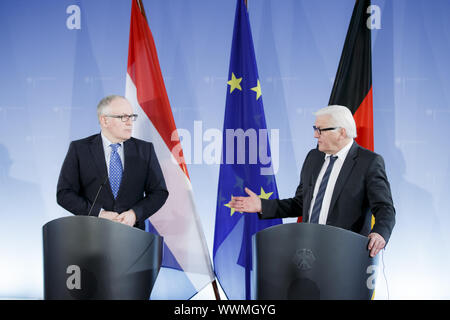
[101,131,123,150]
[325,139,354,160]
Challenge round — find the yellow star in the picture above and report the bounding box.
[258,187,273,200]
[227,72,243,94]
[224,196,240,216]
[251,79,262,100]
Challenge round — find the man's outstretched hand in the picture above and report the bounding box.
[229,187,262,213]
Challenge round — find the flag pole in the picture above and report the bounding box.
[135,0,221,301]
[136,0,147,20]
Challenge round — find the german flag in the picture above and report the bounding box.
[329,0,373,152]
[329,2,377,299]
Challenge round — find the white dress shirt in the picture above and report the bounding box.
[308,139,354,224]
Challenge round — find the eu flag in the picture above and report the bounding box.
[213,0,282,300]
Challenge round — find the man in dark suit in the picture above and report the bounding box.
[230,105,395,257]
[57,95,168,230]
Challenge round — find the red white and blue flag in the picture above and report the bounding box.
[125,0,214,299]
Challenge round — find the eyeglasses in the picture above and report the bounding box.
[313,125,340,135]
[104,114,138,122]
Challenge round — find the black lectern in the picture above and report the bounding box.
[43,216,162,300]
[252,223,379,300]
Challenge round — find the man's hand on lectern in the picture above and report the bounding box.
[99,210,119,220]
[368,232,386,257]
[114,209,137,227]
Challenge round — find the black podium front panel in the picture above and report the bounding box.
[43,216,162,300]
[252,223,379,300]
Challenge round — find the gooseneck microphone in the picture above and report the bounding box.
[87,176,108,216]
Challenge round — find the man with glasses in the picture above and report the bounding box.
[57,95,168,230]
[229,105,395,257]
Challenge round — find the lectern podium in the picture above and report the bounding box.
[43,216,162,300]
[252,223,379,300]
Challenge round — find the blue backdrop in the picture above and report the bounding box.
[1,0,449,299]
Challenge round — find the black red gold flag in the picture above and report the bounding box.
[329,0,374,151]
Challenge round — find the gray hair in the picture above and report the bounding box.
[97,95,126,117]
[314,105,357,139]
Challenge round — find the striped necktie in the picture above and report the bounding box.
[310,155,338,224]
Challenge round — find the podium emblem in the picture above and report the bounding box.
[293,249,316,271]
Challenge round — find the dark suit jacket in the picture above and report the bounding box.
[56,133,168,230]
[261,142,395,243]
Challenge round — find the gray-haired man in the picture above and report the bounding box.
[230,105,395,257]
[57,95,168,229]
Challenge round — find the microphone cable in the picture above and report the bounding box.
[381,249,390,300]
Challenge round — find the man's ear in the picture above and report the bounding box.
[99,115,107,127]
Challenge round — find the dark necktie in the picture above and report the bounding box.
[310,155,338,224]
[109,143,123,199]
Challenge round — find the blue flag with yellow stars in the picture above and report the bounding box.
[213,0,282,300]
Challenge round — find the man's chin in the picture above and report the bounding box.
[318,146,330,154]
[122,134,132,141]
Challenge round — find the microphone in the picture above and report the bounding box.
[87,176,108,216]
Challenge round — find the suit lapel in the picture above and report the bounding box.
[116,138,136,200]
[326,142,359,223]
[90,134,109,180]
[89,133,116,200]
